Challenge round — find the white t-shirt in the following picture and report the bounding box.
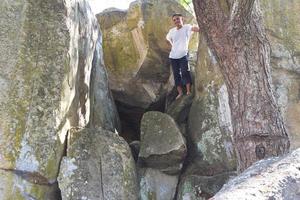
[166,24,193,59]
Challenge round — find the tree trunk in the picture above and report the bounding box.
[192,0,290,172]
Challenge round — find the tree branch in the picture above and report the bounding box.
[181,0,193,12]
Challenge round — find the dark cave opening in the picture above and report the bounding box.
[114,91,175,144]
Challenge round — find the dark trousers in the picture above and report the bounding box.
[170,55,192,86]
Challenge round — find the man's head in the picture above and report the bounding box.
[172,13,183,28]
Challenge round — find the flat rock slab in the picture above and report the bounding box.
[213,148,300,200]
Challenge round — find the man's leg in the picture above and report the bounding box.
[176,85,183,99]
[186,83,191,95]
[180,56,192,95]
[170,58,183,99]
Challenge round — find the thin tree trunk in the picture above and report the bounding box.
[192,0,290,172]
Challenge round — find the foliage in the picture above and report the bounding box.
[180,0,192,6]
[179,0,194,14]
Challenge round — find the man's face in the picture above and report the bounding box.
[172,16,183,27]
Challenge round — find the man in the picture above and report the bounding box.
[166,13,199,99]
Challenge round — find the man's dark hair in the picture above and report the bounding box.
[172,13,183,18]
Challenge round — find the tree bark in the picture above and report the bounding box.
[192,0,290,172]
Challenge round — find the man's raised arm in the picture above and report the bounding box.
[191,25,200,32]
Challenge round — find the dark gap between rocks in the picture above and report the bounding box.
[115,100,144,143]
[55,130,69,200]
[115,94,169,144]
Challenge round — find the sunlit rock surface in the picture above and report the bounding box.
[213,148,300,200]
[0,0,119,198]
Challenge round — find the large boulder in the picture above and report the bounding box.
[0,0,119,198]
[0,0,69,182]
[213,148,300,200]
[96,0,197,109]
[139,111,187,174]
[58,128,138,200]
